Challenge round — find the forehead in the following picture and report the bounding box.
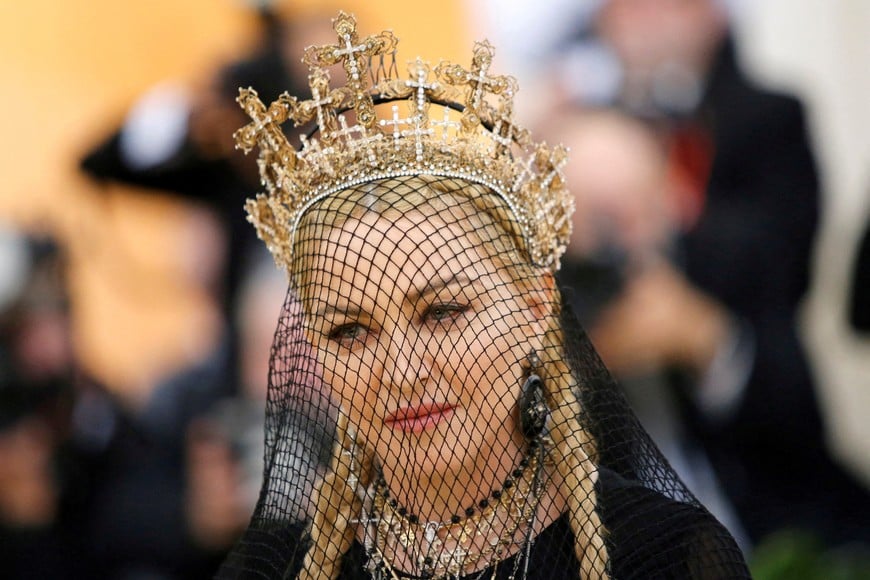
[299,209,487,307]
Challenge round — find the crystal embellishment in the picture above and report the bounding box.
[234,11,573,272]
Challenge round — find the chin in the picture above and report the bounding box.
[380,421,473,477]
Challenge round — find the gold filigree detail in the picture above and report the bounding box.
[234,11,573,272]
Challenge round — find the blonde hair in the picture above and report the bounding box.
[292,175,609,578]
[297,409,374,580]
[539,321,610,577]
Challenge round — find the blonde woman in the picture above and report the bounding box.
[217,12,748,579]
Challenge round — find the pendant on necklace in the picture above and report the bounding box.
[424,522,438,543]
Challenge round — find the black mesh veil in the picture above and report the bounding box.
[216,11,749,577]
[216,175,749,579]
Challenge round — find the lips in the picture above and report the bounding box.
[384,403,456,433]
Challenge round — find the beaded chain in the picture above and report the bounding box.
[366,442,546,579]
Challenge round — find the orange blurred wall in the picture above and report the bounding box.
[0,0,468,404]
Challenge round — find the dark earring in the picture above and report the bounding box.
[520,351,550,441]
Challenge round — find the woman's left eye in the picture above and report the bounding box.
[425,303,468,322]
[328,323,366,342]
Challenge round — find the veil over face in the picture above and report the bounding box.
[295,177,554,520]
[218,11,749,579]
[217,176,750,579]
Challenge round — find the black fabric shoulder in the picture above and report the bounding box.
[217,522,308,580]
[598,467,750,579]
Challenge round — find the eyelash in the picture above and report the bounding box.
[424,302,468,323]
[328,323,366,342]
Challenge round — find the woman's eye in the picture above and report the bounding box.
[425,303,467,323]
[328,323,366,342]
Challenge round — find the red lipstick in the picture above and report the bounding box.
[385,403,455,433]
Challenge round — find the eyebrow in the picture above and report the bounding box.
[314,302,363,319]
[408,271,476,305]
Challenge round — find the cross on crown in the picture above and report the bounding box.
[405,58,440,117]
[297,69,346,142]
[303,11,397,129]
[431,107,461,143]
[401,115,434,162]
[379,104,413,145]
[436,41,515,131]
[235,90,294,155]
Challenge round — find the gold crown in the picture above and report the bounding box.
[235,11,572,272]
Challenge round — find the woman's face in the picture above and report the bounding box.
[299,206,550,483]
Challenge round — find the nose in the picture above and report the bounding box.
[384,329,430,395]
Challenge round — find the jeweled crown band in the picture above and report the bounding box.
[235,11,573,272]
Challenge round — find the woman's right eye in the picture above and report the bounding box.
[328,323,366,342]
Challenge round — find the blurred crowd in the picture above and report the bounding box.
[1,5,323,579]
[531,0,870,575]
[2,0,869,579]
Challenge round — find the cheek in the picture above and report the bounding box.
[321,351,379,423]
[449,314,526,404]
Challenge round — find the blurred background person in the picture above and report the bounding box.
[0,226,141,579]
[0,228,77,578]
[541,58,870,577]
[0,235,306,580]
[488,0,870,558]
[4,3,337,578]
[77,2,339,440]
[80,3,337,343]
[465,5,870,491]
[89,247,290,579]
[545,107,749,546]
[580,0,870,554]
